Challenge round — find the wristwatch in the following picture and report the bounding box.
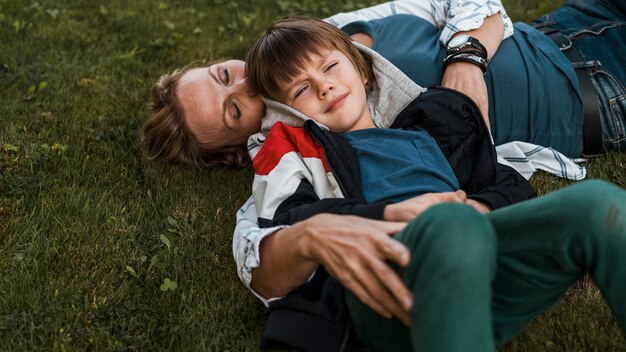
[446,35,488,59]
[444,35,489,74]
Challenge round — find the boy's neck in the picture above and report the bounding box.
[344,103,376,132]
[346,116,376,132]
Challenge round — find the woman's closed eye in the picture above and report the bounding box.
[219,67,230,85]
[325,62,338,72]
[231,102,241,121]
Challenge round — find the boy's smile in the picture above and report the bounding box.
[277,49,375,132]
[325,92,349,113]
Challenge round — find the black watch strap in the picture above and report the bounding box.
[446,36,488,59]
[443,52,489,74]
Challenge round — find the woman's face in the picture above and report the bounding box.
[177,60,265,149]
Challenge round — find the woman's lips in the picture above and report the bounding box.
[325,93,348,113]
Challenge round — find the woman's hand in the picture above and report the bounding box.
[441,62,490,130]
[299,214,413,325]
[384,190,467,222]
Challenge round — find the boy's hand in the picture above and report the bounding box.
[466,199,492,214]
[383,190,467,222]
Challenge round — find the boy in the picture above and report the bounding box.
[241,16,626,352]
[245,16,532,226]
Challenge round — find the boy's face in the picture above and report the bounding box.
[277,49,374,133]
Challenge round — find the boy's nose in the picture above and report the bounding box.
[318,81,334,98]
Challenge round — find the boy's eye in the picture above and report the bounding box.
[294,85,308,99]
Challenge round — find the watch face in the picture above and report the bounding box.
[448,34,470,48]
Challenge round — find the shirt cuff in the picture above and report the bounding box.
[440,4,514,45]
[234,225,287,304]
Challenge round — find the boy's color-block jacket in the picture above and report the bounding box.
[250,43,535,228]
[247,44,536,351]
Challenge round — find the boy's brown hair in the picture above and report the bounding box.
[246,16,373,101]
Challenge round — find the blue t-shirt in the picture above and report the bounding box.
[341,15,583,157]
[342,128,459,203]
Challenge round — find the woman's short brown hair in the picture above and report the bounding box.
[142,66,247,168]
[246,16,373,101]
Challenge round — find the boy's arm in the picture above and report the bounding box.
[393,88,536,210]
[467,162,537,211]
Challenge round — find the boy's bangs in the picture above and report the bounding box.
[270,33,333,87]
[246,16,363,100]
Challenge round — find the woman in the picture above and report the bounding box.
[142,0,626,168]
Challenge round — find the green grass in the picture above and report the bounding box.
[1,0,625,350]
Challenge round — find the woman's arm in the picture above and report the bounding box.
[232,196,288,305]
[436,0,512,127]
[441,13,505,128]
[235,191,468,325]
[233,192,413,323]
[251,214,412,324]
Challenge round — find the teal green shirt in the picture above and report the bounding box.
[341,15,583,157]
[343,128,459,203]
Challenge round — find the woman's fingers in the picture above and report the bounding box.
[338,240,411,325]
[371,219,408,237]
[355,269,411,325]
[346,276,393,319]
[352,228,413,323]
[306,215,414,324]
[367,250,413,323]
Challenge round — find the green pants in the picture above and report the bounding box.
[347,180,626,351]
